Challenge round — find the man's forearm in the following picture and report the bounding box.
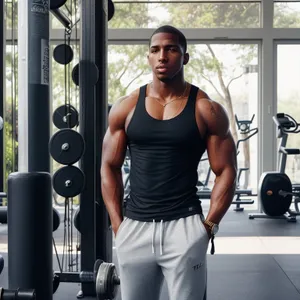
[101,164,124,230]
[206,168,237,224]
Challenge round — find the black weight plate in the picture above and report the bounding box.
[74,208,81,233]
[0,255,4,275]
[49,129,85,165]
[108,0,115,21]
[53,207,61,232]
[53,166,85,198]
[260,172,292,216]
[53,44,74,65]
[50,0,67,10]
[72,64,79,86]
[53,104,79,129]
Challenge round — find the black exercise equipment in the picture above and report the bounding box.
[0,255,3,275]
[52,104,79,129]
[197,114,258,211]
[53,166,85,198]
[72,64,79,86]
[53,44,74,65]
[53,207,61,232]
[74,207,80,233]
[50,0,67,10]
[0,205,60,232]
[0,288,36,299]
[249,113,300,222]
[54,260,120,299]
[8,173,53,300]
[49,129,85,165]
[108,0,115,21]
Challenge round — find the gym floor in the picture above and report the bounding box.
[0,201,299,300]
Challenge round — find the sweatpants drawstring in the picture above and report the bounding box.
[152,220,156,254]
[152,219,164,255]
[160,220,164,255]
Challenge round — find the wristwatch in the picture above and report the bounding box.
[204,220,219,235]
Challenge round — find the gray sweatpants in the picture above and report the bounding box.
[115,214,209,300]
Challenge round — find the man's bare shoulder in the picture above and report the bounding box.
[195,92,230,136]
[108,88,140,130]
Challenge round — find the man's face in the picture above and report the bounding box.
[148,32,189,81]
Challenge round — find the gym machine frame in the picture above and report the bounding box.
[249,113,300,222]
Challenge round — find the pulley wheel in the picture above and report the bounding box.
[259,172,292,216]
[53,166,85,198]
[49,129,85,165]
[50,0,67,10]
[53,44,74,65]
[53,104,79,129]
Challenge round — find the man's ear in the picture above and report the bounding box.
[183,53,189,65]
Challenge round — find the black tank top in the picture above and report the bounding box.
[125,84,206,222]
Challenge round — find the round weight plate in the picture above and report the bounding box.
[50,0,67,10]
[108,0,115,21]
[94,259,103,282]
[53,104,79,129]
[74,208,81,233]
[96,262,119,300]
[53,166,85,198]
[259,172,292,216]
[72,64,79,86]
[53,44,74,65]
[0,255,4,275]
[0,116,3,131]
[49,129,85,165]
[53,207,61,232]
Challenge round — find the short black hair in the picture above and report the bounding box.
[149,25,187,53]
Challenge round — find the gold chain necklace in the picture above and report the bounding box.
[152,82,188,108]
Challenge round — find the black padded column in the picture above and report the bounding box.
[8,172,53,300]
[80,0,111,296]
[28,0,50,172]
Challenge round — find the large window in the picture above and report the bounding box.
[276,43,300,183]
[274,1,300,28]
[109,1,261,29]
[108,43,259,191]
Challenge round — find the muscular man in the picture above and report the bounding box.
[101,25,237,300]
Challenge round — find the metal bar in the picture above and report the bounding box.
[27,0,50,172]
[80,0,111,296]
[54,272,81,283]
[0,0,4,193]
[50,8,71,30]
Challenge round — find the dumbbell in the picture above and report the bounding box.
[54,260,120,299]
[0,288,36,299]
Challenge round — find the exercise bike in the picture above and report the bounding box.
[197,114,258,211]
[249,113,300,222]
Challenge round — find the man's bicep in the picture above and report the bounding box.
[206,133,237,176]
[102,126,127,169]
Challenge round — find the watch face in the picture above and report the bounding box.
[212,224,219,235]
